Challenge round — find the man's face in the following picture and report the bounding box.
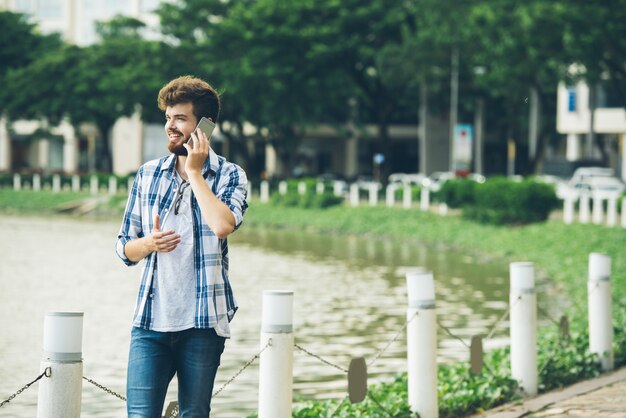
[165,102,198,156]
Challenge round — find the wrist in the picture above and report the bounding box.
[186,170,203,181]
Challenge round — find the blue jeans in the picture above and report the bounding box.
[127,326,226,418]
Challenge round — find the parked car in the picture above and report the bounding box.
[572,176,625,198]
[316,173,348,194]
[422,171,455,192]
[388,173,425,186]
[568,167,614,186]
[355,175,382,190]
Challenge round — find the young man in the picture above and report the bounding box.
[116,76,248,417]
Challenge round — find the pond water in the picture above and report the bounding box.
[0,215,556,417]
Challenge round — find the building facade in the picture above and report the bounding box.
[556,81,626,180]
[0,0,165,175]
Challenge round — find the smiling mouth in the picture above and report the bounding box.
[168,132,184,141]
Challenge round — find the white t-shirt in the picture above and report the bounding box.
[152,173,197,332]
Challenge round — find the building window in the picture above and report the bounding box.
[141,0,161,13]
[36,0,63,19]
[105,0,128,16]
[15,0,34,14]
[567,88,577,112]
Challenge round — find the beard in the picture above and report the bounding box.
[168,142,188,156]
[167,130,189,156]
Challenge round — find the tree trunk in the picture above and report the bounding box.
[474,97,485,175]
[528,86,540,164]
[449,47,460,172]
[419,84,428,175]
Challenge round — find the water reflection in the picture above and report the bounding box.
[0,217,559,418]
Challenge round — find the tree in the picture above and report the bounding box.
[0,11,62,87]
[2,15,176,172]
[462,0,569,173]
[562,0,626,107]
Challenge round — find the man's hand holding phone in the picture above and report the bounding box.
[184,117,215,175]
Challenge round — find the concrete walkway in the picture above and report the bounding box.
[471,367,626,417]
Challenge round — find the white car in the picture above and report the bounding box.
[569,167,614,186]
[422,172,455,192]
[388,173,425,186]
[572,176,625,198]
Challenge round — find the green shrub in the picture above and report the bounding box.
[463,177,559,225]
[437,179,477,208]
[392,185,421,203]
[271,179,343,209]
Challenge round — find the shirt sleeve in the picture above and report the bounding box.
[216,162,248,230]
[116,169,144,266]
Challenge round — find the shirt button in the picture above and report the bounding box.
[149,293,154,298]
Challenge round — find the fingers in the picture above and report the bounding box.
[154,214,161,231]
[152,229,181,253]
[187,130,209,152]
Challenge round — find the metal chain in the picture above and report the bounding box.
[329,395,349,417]
[437,318,471,349]
[485,296,518,340]
[368,310,419,367]
[537,334,574,376]
[367,391,395,417]
[81,339,272,408]
[0,367,51,408]
[294,343,348,373]
[212,338,272,398]
[82,376,126,402]
[536,305,562,328]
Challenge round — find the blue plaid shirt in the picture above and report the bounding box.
[115,150,248,337]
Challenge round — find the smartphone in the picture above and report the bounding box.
[188,117,216,143]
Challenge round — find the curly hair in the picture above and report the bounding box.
[157,76,221,122]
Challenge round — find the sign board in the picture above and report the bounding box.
[454,124,473,172]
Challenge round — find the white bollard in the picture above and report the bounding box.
[297,182,306,195]
[420,187,430,212]
[52,175,61,193]
[606,196,617,227]
[260,180,270,203]
[258,290,293,418]
[588,253,614,371]
[579,194,590,223]
[592,195,603,225]
[510,262,537,396]
[385,184,396,207]
[108,176,117,196]
[72,175,80,192]
[33,174,41,191]
[438,203,448,216]
[406,270,438,418]
[127,176,135,192]
[349,183,359,207]
[89,176,98,195]
[37,312,84,418]
[278,181,288,195]
[563,196,575,224]
[316,182,325,194]
[333,181,343,197]
[403,185,412,209]
[368,183,378,206]
[13,173,21,191]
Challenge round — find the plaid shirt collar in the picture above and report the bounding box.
[159,149,221,177]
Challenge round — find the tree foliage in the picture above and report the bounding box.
[2,0,625,174]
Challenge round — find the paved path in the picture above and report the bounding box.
[471,367,626,417]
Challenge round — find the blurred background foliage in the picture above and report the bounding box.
[0,0,624,174]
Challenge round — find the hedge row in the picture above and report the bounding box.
[438,177,560,225]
